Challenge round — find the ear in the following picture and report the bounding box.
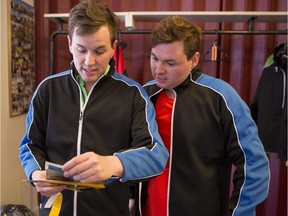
[111,40,118,58]
[67,35,73,54]
[191,52,200,68]
[113,40,118,50]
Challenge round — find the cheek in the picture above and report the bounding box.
[170,68,188,82]
[150,62,155,72]
[150,60,158,70]
[169,71,180,81]
[73,54,85,65]
[71,49,82,59]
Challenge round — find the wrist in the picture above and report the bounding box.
[111,156,124,177]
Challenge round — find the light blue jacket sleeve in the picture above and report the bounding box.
[197,74,270,216]
[113,75,169,182]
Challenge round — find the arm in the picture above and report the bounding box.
[223,87,269,216]
[63,83,169,183]
[19,85,66,196]
[113,86,169,182]
[19,95,46,180]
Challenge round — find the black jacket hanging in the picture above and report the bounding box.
[250,43,287,161]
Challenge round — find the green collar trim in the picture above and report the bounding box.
[75,65,111,106]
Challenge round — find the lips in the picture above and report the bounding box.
[83,68,97,73]
[81,67,99,76]
[156,76,167,82]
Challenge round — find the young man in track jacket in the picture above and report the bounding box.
[19,1,168,215]
[139,16,269,216]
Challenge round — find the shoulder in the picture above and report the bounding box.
[195,73,240,99]
[194,74,248,113]
[143,80,161,97]
[33,70,71,95]
[111,73,150,97]
[111,73,142,88]
[39,70,71,86]
[143,80,156,88]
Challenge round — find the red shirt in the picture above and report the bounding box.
[145,91,174,216]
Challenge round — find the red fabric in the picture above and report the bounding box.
[145,91,174,216]
[113,45,126,74]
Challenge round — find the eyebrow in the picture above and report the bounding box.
[151,52,176,63]
[76,44,107,50]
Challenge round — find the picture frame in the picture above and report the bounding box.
[9,0,35,117]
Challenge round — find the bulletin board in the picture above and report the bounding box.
[9,0,35,116]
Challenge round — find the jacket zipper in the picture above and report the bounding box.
[166,89,176,216]
[71,70,104,216]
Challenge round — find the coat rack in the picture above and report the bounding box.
[44,11,288,75]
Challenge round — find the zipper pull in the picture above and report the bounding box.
[79,111,83,121]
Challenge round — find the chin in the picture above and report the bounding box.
[155,82,166,89]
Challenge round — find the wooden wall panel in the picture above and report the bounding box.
[34,0,50,85]
[221,0,287,103]
[34,1,287,216]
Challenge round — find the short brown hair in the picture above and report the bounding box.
[68,0,120,46]
[151,16,202,60]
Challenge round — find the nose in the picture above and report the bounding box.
[154,62,165,74]
[84,52,96,66]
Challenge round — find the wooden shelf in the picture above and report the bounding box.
[44,11,287,75]
[44,11,288,30]
[44,12,127,25]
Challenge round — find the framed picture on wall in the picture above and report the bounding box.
[9,0,35,117]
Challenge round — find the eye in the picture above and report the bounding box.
[95,49,106,55]
[151,56,158,61]
[77,47,86,53]
[166,61,176,66]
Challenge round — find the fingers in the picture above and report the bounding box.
[62,152,123,183]
[62,152,115,182]
[32,168,67,197]
[62,152,92,179]
[73,170,97,182]
[32,170,46,181]
[35,182,67,197]
[62,154,87,172]
[67,163,96,182]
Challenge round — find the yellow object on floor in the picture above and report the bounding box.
[49,193,63,216]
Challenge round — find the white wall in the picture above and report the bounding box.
[0,0,38,214]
